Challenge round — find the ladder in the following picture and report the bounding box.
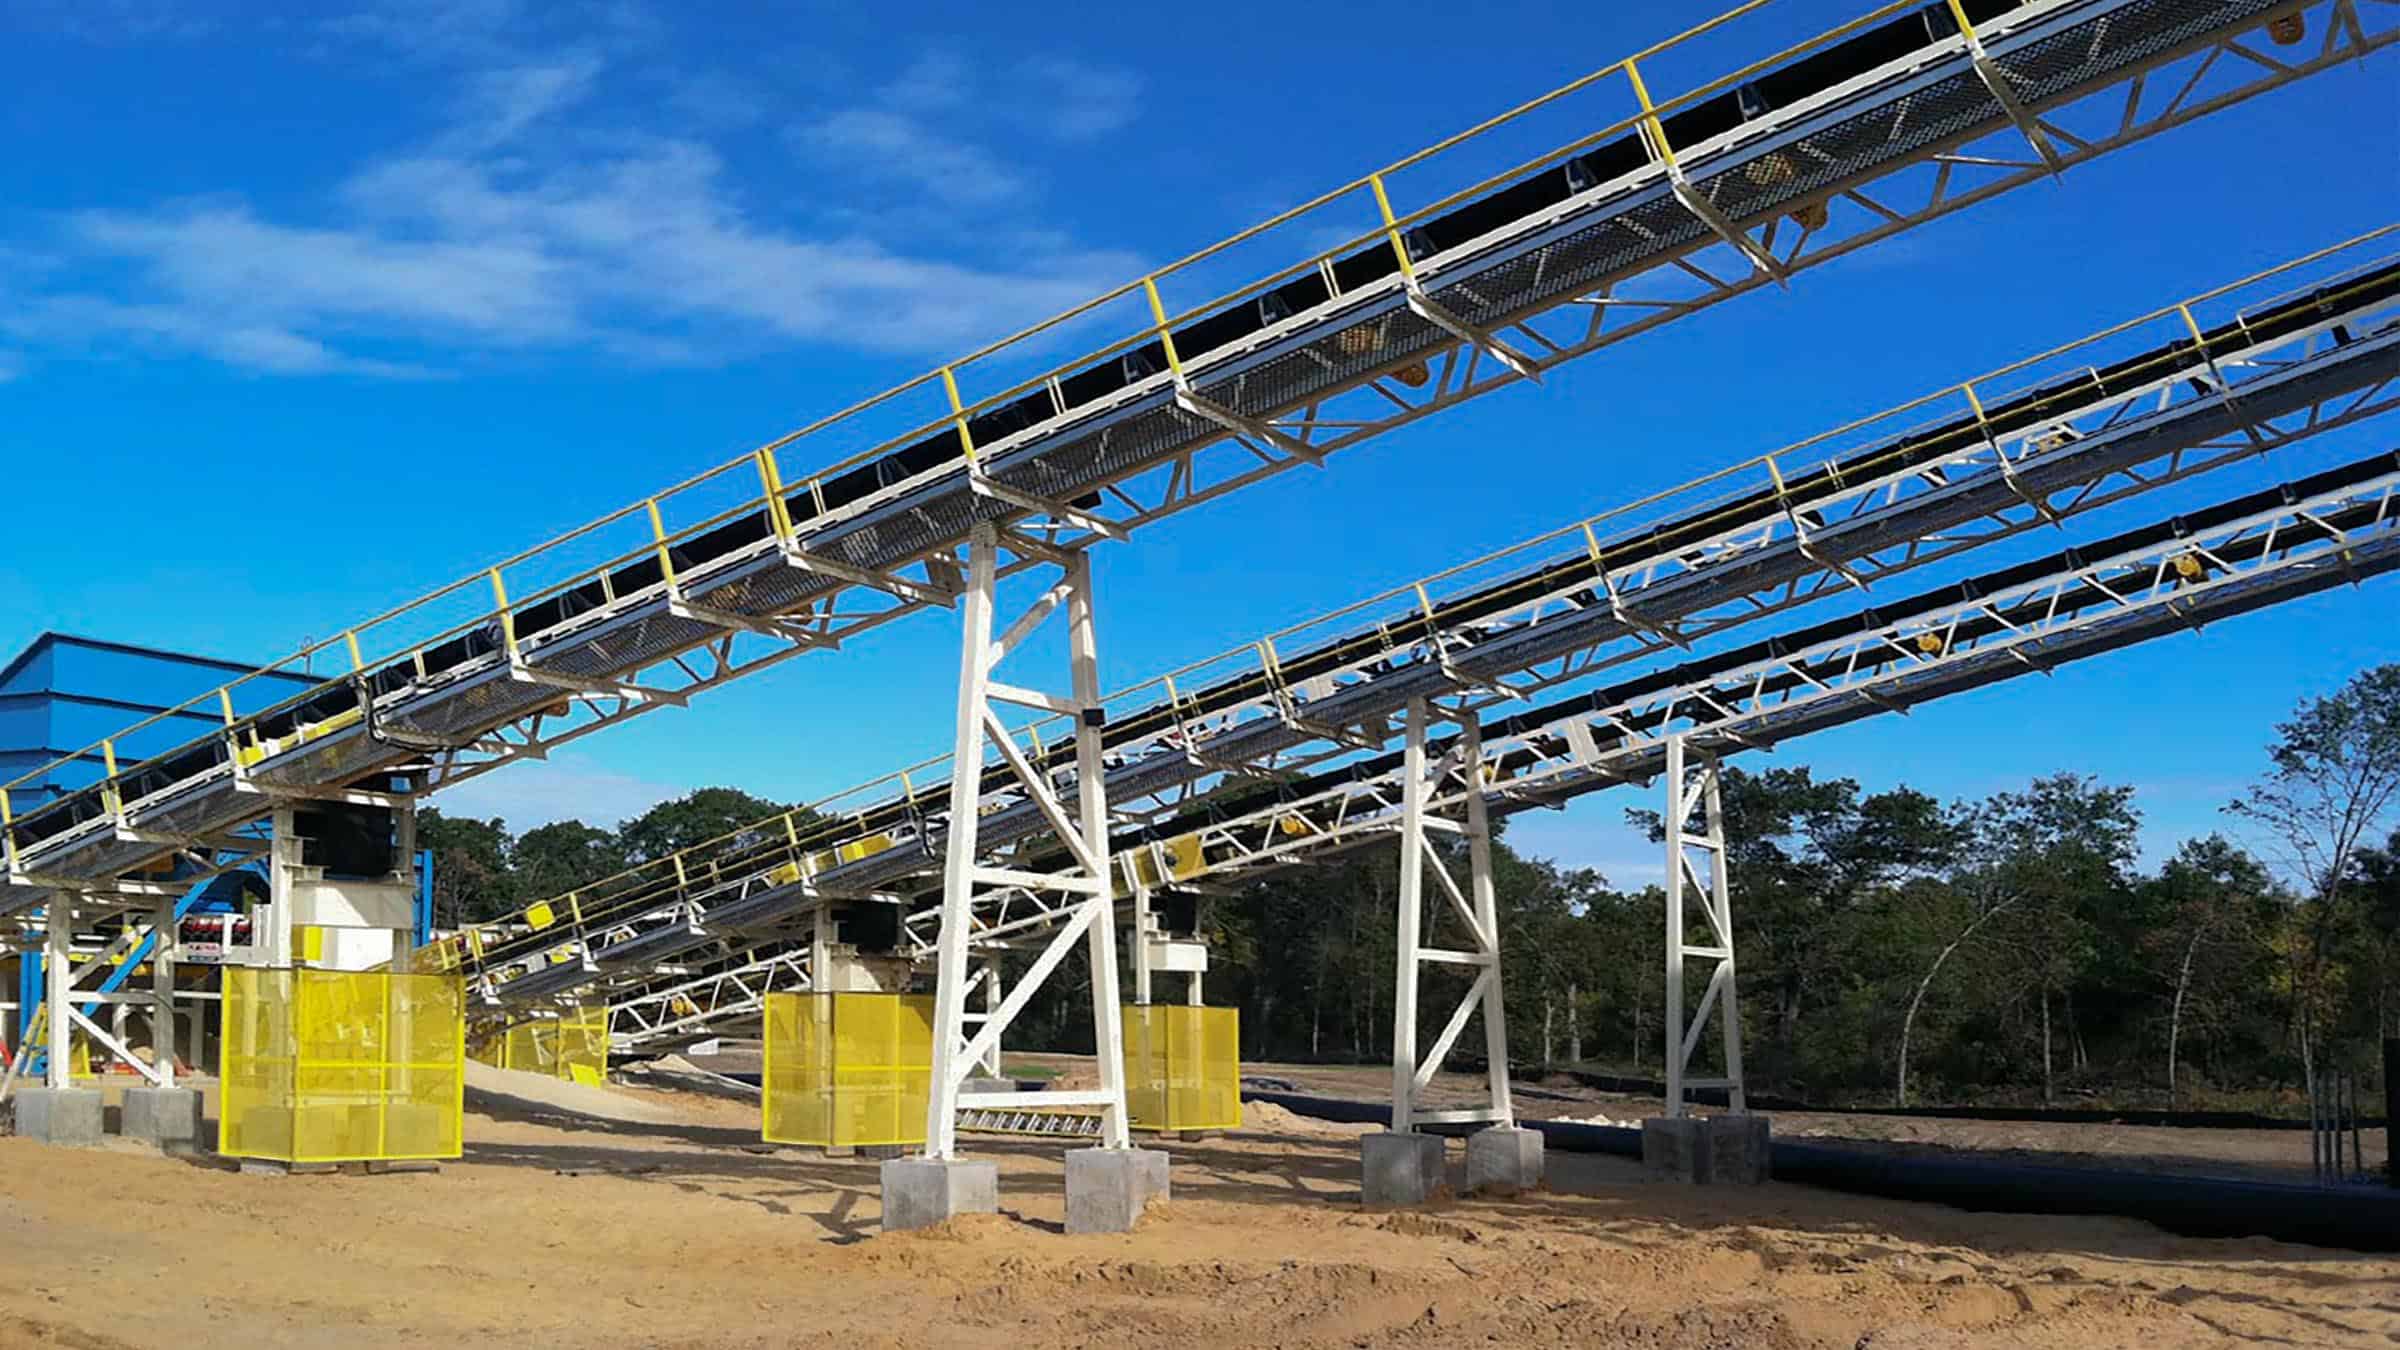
[956,1106,1106,1139]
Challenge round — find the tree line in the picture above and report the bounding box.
[419,786,791,927]
[420,665,2400,1109]
[1194,664,2400,1108]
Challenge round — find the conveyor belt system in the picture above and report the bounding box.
[600,452,2399,1045]
[9,0,2383,913]
[459,250,2400,1006]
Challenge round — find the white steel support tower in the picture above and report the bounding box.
[1661,734,1747,1118]
[921,522,1129,1159]
[1388,698,1515,1134]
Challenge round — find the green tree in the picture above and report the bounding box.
[512,819,625,900]
[2141,836,2280,1104]
[617,787,789,862]
[417,809,517,926]
[1897,775,2136,1105]
[2226,663,2400,1076]
[1628,765,1962,1093]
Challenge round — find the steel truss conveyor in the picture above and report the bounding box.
[604,448,2400,1045]
[1044,453,2400,913]
[8,0,2386,915]
[461,238,2400,1013]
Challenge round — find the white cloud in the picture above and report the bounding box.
[795,107,1026,207]
[321,0,653,66]
[1019,57,1142,140]
[447,54,607,150]
[17,0,217,42]
[14,48,1143,375]
[881,50,971,113]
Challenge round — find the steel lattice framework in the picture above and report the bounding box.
[600,451,2400,1050]
[5,0,2386,921]
[433,236,2399,1019]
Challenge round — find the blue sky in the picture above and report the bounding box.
[2,0,2395,888]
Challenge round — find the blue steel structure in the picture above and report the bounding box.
[0,634,430,1068]
[0,634,324,803]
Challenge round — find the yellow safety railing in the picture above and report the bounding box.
[449,225,2399,977]
[471,1005,610,1085]
[219,968,465,1164]
[762,991,934,1149]
[9,0,2078,828]
[1124,1005,1242,1133]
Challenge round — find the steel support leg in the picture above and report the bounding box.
[1130,870,1155,1007]
[150,895,176,1087]
[44,899,71,1090]
[1390,699,1428,1134]
[922,525,1128,1158]
[1461,716,1514,1125]
[976,965,1004,1079]
[1662,734,1746,1117]
[1388,701,1515,1132]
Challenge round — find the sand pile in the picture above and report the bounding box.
[1241,1099,1376,1136]
[464,1060,680,1125]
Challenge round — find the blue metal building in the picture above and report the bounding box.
[2,633,430,1067]
[0,632,323,804]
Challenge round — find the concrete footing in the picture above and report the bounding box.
[1064,1147,1170,1234]
[1642,1114,1772,1184]
[1360,1130,1446,1207]
[120,1086,204,1152]
[1705,1113,1772,1184]
[959,1076,1019,1097]
[879,1157,998,1232]
[1464,1125,1544,1196]
[11,1087,103,1147]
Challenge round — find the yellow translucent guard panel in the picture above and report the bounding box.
[1122,1005,1242,1132]
[482,1005,608,1082]
[762,991,933,1148]
[218,967,464,1163]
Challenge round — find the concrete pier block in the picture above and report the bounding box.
[878,1157,998,1233]
[11,1087,103,1147]
[1464,1125,1544,1196]
[959,1076,1019,1097]
[1641,1116,1710,1182]
[1642,1114,1772,1183]
[120,1086,204,1152]
[1360,1130,1446,1207]
[1705,1113,1772,1184]
[1064,1147,1170,1234]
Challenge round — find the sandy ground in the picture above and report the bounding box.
[3,1071,2396,1349]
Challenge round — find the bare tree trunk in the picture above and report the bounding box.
[1568,981,1582,1065]
[2041,989,2055,1106]
[1309,983,1321,1060]
[1899,897,2018,1107]
[1541,994,1555,1067]
[2169,925,2204,1108]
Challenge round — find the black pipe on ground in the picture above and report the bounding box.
[2387,1038,2398,1187]
[1240,1090,2400,1253]
[1535,1066,2389,1131]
